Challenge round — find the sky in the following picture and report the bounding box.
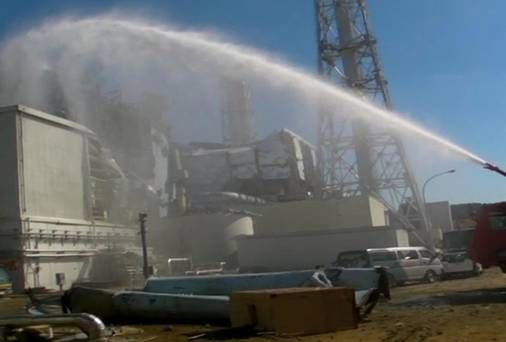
[0,0,505,204]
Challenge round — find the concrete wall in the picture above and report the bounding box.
[248,196,387,235]
[236,227,409,272]
[156,213,254,265]
[426,201,454,232]
[369,197,390,226]
[395,229,410,246]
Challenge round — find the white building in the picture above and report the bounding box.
[0,105,139,291]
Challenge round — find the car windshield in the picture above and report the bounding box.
[337,251,370,268]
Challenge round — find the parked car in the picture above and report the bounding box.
[441,250,482,279]
[335,247,443,286]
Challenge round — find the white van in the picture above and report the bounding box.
[336,247,444,286]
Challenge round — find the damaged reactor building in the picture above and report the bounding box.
[157,80,408,275]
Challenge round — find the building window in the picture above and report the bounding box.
[370,251,397,262]
[489,214,506,231]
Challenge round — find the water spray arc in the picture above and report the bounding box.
[315,0,429,234]
[0,18,496,187]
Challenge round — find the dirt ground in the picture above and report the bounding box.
[129,268,506,342]
[2,268,506,341]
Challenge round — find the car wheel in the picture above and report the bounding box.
[424,270,437,283]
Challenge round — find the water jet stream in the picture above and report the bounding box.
[0,17,500,175]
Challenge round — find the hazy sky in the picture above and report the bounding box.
[1,0,505,204]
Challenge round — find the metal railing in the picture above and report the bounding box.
[0,313,106,341]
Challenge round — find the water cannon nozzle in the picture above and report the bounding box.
[484,163,506,178]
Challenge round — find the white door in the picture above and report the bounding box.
[397,249,423,280]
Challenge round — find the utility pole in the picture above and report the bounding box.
[138,212,150,279]
[314,0,430,238]
[422,169,456,248]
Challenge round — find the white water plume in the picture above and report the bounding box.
[0,17,488,167]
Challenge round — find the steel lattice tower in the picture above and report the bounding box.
[314,0,429,239]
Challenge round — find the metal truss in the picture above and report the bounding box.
[315,0,429,235]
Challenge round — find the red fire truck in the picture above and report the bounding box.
[471,202,506,272]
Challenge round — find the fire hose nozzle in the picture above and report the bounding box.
[484,163,506,177]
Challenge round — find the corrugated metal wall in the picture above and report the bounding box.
[21,116,86,220]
